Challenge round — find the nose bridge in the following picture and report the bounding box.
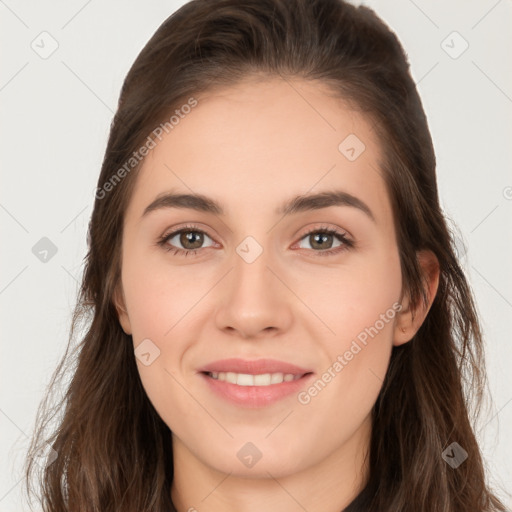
[231,235,277,301]
[214,233,293,337]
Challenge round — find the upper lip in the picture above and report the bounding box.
[198,358,313,376]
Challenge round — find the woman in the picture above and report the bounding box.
[24,0,508,510]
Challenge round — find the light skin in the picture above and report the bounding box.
[114,76,439,512]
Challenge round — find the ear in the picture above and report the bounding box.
[113,284,132,335]
[393,249,440,346]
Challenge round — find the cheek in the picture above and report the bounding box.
[121,247,207,340]
[292,248,401,410]
[120,252,202,426]
[292,245,402,344]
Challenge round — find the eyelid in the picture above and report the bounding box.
[296,224,351,242]
[157,223,218,253]
[291,224,354,253]
[160,223,215,242]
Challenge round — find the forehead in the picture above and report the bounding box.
[126,76,391,225]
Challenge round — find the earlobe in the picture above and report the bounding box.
[393,250,440,346]
[393,295,414,346]
[113,285,132,335]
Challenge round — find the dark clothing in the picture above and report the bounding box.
[343,480,375,511]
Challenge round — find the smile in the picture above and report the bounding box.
[200,370,314,408]
[205,371,304,386]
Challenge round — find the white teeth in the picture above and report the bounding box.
[270,373,283,384]
[226,372,237,384]
[208,371,301,386]
[255,373,271,385]
[236,373,254,386]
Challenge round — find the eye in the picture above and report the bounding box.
[295,226,354,256]
[157,224,216,256]
[157,224,354,258]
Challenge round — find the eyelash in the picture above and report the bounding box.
[156,224,355,258]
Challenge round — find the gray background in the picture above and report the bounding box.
[1,0,511,510]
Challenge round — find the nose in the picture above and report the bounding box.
[214,243,294,340]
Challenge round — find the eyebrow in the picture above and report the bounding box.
[142,189,375,222]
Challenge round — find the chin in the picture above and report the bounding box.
[198,440,309,479]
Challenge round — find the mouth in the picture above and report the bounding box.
[198,360,315,408]
[197,357,313,377]
[202,370,309,386]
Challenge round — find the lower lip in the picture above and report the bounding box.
[200,372,314,408]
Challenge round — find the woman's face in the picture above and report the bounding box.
[116,76,408,480]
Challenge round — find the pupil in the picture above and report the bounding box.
[311,233,332,250]
[181,231,203,249]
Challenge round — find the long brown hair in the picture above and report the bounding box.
[24,0,507,510]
